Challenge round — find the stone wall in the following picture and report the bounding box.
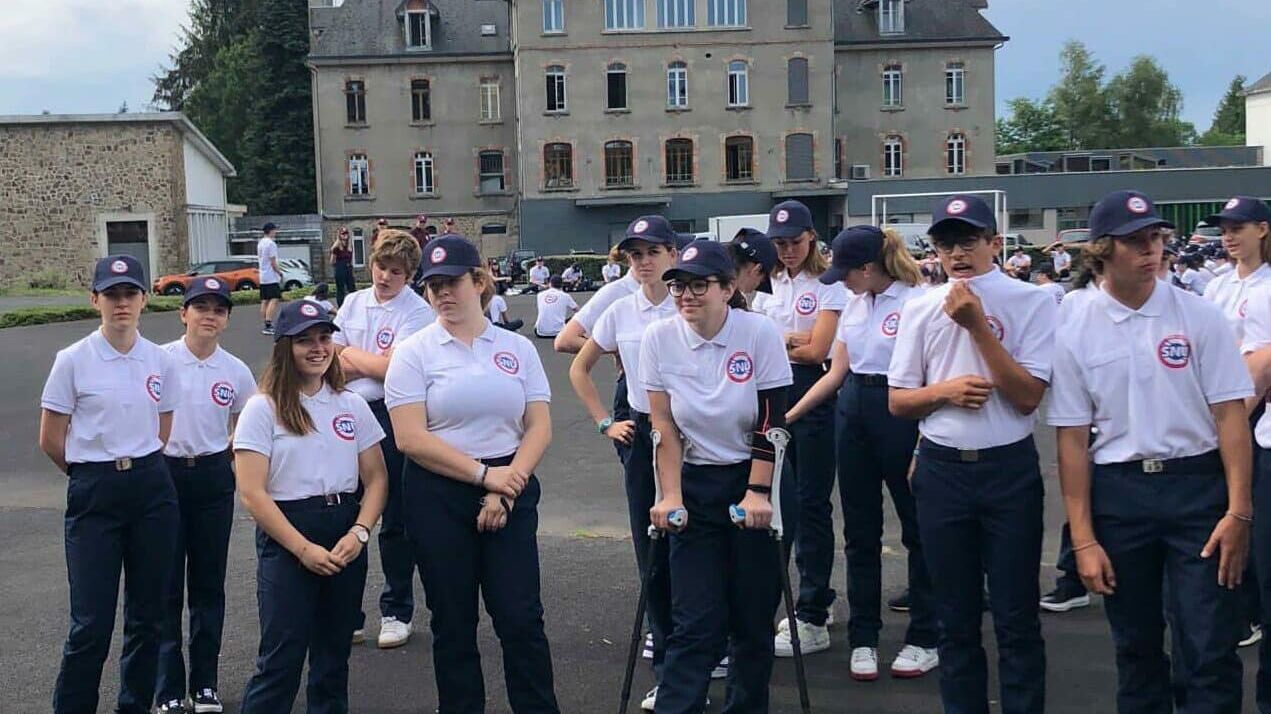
[0,122,188,289]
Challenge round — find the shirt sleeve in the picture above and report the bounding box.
[639,325,665,391]
[753,317,795,390]
[232,361,258,414]
[351,394,386,452]
[40,349,75,414]
[384,339,428,408]
[520,340,552,403]
[887,299,927,388]
[232,395,275,457]
[818,281,849,312]
[157,350,182,414]
[1198,302,1256,404]
[331,294,352,346]
[590,304,620,352]
[1242,287,1271,354]
[401,304,435,337]
[1045,334,1093,427]
[1013,292,1058,383]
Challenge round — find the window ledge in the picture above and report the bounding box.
[476,190,514,198]
[478,119,504,126]
[405,46,434,52]
[726,105,751,112]
[665,106,691,113]
[542,185,579,193]
[784,24,812,30]
[724,179,759,186]
[661,182,699,189]
[602,26,750,35]
[602,184,640,191]
[541,31,567,37]
[945,103,969,111]
[409,193,440,200]
[880,105,905,113]
[785,103,813,109]
[781,178,819,185]
[544,110,570,117]
[410,121,435,128]
[344,123,370,129]
[604,108,631,115]
[344,195,374,201]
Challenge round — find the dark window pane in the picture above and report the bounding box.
[787,58,809,105]
[665,139,693,184]
[725,136,754,181]
[787,0,807,25]
[785,133,814,180]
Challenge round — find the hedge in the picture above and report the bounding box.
[537,255,609,282]
[0,287,314,329]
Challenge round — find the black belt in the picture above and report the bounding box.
[74,451,164,473]
[847,372,889,387]
[275,491,359,513]
[165,449,232,468]
[1099,450,1222,476]
[919,436,1034,464]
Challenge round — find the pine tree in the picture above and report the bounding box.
[1199,75,1247,146]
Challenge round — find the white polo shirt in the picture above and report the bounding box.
[41,330,182,464]
[1050,281,1252,463]
[233,386,384,501]
[1007,254,1032,273]
[257,237,280,285]
[575,272,639,334]
[603,263,623,282]
[590,290,677,414]
[640,309,793,465]
[529,265,550,285]
[333,287,435,402]
[1059,284,1099,319]
[1052,251,1072,273]
[161,339,257,458]
[888,268,1057,450]
[836,281,926,375]
[1041,282,1066,306]
[1239,285,1271,448]
[384,320,551,460]
[1203,263,1271,342]
[534,288,577,337]
[761,269,850,339]
[488,294,509,323]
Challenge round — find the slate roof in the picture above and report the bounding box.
[310,0,511,59]
[836,0,1007,46]
[1246,71,1271,97]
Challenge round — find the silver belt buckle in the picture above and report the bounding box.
[959,449,979,463]
[324,493,342,506]
[114,457,132,471]
[1142,459,1165,474]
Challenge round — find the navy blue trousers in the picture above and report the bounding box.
[403,457,560,714]
[625,413,673,680]
[836,376,936,649]
[788,364,836,626]
[54,452,178,714]
[368,399,417,625]
[1054,522,1086,592]
[911,437,1046,714]
[239,497,367,714]
[655,462,781,714]
[156,452,235,702]
[613,371,632,464]
[1257,449,1271,713]
[1092,458,1242,714]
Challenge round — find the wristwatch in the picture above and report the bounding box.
[350,523,370,544]
[473,463,489,487]
[597,416,614,435]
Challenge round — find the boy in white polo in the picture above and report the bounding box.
[534,275,578,338]
[258,223,282,334]
[1051,190,1252,711]
[332,230,434,649]
[888,195,1055,714]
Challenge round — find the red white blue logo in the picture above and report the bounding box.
[110,259,129,274]
[299,302,320,318]
[682,247,699,261]
[632,219,649,234]
[332,413,357,441]
[986,316,1005,341]
[493,351,520,375]
[210,381,235,407]
[1127,196,1150,214]
[946,199,968,215]
[881,312,900,337]
[544,293,559,304]
[795,292,819,316]
[775,209,790,224]
[145,374,162,402]
[204,278,221,290]
[430,246,447,264]
[375,327,395,351]
[1226,198,1241,210]
[725,351,754,383]
[1157,334,1191,369]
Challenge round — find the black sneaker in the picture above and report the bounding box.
[261,322,275,335]
[192,688,224,713]
[1039,581,1091,613]
[156,700,186,714]
[887,590,911,613]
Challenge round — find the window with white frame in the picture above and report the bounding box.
[879,0,904,34]
[411,79,431,122]
[605,0,645,30]
[883,136,903,177]
[480,79,500,121]
[542,0,564,32]
[658,0,695,28]
[545,66,567,112]
[667,62,688,109]
[707,0,747,27]
[413,151,434,194]
[882,65,902,107]
[406,9,431,48]
[946,62,966,105]
[478,150,506,193]
[727,61,749,107]
[604,140,635,187]
[348,153,369,196]
[544,143,573,188]
[947,133,966,175]
[351,228,366,267]
[607,63,628,110]
[345,80,366,124]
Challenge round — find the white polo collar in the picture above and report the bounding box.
[635,289,673,313]
[300,383,336,405]
[90,330,143,362]
[437,319,498,345]
[683,309,736,350]
[173,338,224,368]
[1101,280,1167,323]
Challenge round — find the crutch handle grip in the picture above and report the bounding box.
[729,504,746,525]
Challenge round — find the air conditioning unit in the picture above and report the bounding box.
[851,164,871,180]
[481,24,497,36]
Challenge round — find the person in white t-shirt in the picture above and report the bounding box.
[304,283,337,314]
[488,280,524,332]
[1035,262,1066,306]
[258,223,283,335]
[1005,247,1032,282]
[1049,244,1073,279]
[603,251,624,283]
[561,263,582,291]
[527,259,550,294]
[533,276,578,338]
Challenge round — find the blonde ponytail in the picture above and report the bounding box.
[879,228,923,286]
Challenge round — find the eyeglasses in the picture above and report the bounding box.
[931,237,986,255]
[667,279,721,297]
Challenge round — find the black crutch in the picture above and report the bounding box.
[730,427,812,713]
[618,428,686,714]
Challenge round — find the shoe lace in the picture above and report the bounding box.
[852,648,877,664]
[199,688,215,699]
[896,644,927,661]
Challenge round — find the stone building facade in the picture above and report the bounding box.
[0,113,236,289]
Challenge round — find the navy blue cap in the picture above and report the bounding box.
[731,228,778,271]
[930,195,997,234]
[273,300,339,342]
[419,234,481,279]
[262,222,277,234]
[662,240,736,282]
[674,233,695,251]
[766,200,814,239]
[1089,190,1174,240]
[93,254,147,292]
[1206,196,1271,226]
[183,275,232,307]
[820,226,885,285]
[618,215,677,250]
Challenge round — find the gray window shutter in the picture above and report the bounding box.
[786,133,814,180]
[787,0,807,26]
[787,58,809,105]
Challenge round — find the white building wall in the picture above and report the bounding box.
[1249,93,1271,167]
[183,138,230,262]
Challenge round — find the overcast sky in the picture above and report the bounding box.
[0,0,1267,132]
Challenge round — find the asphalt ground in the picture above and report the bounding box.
[0,291,1261,713]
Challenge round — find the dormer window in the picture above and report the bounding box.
[879,0,904,34]
[402,0,433,49]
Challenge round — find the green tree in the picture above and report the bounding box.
[1105,56,1196,147]
[153,0,259,110]
[183,33,261,204]
[1047,41,1115,149]
[1199,75,1247,146]
[996,97,1068,155]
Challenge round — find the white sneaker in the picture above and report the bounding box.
[850,647,879,681]
[890,644,939,678]
[351,628,365,645]
[774,620,830,657]
[776,609,834,634]
[711,655,729,679]
[377,616,411,649]
[641,686,658,711]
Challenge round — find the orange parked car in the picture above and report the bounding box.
[152,258,260,296]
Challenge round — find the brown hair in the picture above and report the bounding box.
[259,332,346,436]
[370,229,422,275]
[878,228,923,286]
